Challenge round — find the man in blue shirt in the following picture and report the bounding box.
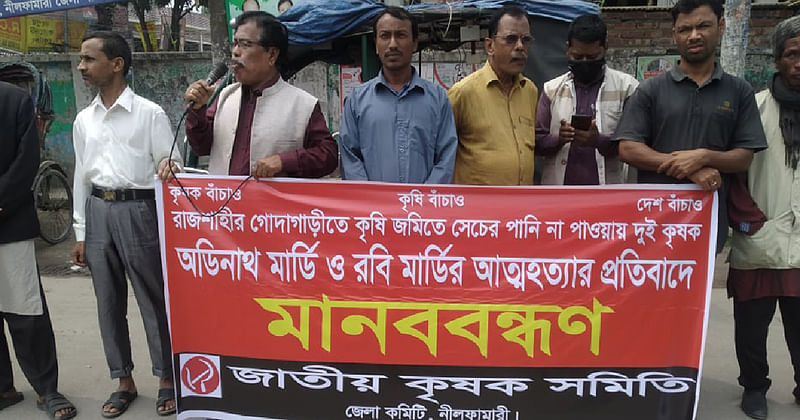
[339,6,458,184]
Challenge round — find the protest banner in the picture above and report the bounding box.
[157,177,717,420]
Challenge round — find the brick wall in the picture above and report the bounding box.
[601,4,799,90]
[605,9,673,51]
[746,6,798,51]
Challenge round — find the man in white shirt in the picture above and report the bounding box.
[70,31,180,418]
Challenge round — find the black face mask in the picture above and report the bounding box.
[569,59,606,84]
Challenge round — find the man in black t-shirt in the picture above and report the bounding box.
[613,0,767,252]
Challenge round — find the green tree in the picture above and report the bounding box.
[131,0,156,51]
[156,0,209,51]
[94,0,212,52]
[93,3,119,30]
[93,1,133,52]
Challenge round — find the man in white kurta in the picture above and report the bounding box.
[0,81,76,419]
[726,15,800,419]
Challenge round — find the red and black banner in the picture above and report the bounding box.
[157,177,717,420]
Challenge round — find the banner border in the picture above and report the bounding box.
[158,176,716,420]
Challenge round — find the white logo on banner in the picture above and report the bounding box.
[180,354,222,398]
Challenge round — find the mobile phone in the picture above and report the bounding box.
[571,114,592,131]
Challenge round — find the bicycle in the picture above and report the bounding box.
[33,160,73,244]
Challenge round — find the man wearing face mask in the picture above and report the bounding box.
[535,14,638,185]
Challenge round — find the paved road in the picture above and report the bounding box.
[2,241,798,420]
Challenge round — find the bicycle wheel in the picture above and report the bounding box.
[34,167,73,244]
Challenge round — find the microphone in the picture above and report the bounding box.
[189,62,228,107]
[205,62,228,85]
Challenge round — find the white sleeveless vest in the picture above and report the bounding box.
[208,78,318,175]
[540,67,638,185]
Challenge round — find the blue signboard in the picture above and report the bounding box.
[0,0,120,18]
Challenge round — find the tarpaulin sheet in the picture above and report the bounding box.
[280,0,598,46]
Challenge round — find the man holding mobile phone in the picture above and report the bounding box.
[535,14,639,185]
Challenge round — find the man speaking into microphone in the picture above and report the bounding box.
[184,11,338,178]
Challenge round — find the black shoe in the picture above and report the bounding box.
[741,390,768,420]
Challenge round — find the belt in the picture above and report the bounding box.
[91,186,155,201]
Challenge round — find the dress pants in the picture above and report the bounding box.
[84,196,172,379]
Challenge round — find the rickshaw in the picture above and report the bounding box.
[1,62,73,244]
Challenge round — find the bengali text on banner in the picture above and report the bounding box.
[156,177,718,420]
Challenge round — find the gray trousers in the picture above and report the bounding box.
[84,196,172,379]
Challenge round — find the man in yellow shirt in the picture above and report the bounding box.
[448,5,538,185]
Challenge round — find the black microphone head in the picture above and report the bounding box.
[205,62,228,85]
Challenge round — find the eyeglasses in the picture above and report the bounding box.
[495,34,534,46]
[232,38,261,49]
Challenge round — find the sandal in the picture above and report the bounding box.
[36,392,77,420]
[0,391,23,410]
[156,387,176,416]
[101,390,137,419]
